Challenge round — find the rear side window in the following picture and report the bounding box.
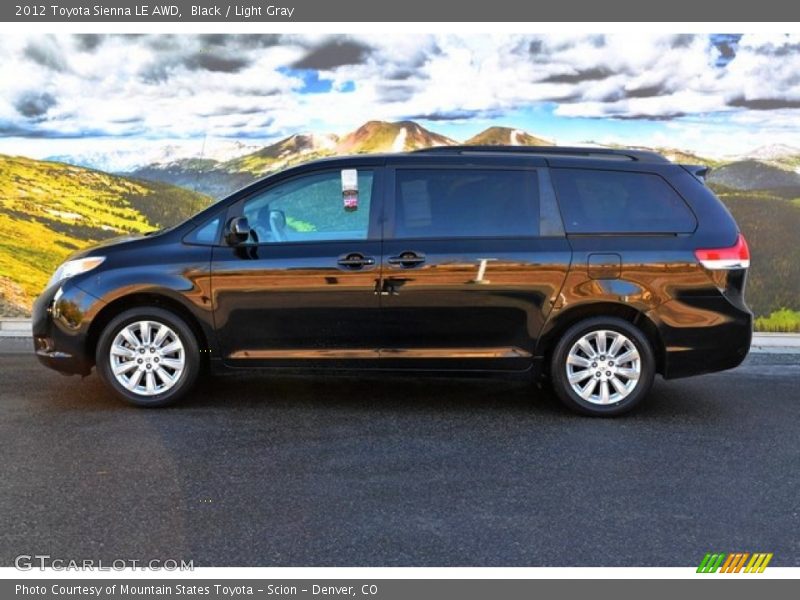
[551,168,696,234]
[394,168,539,239]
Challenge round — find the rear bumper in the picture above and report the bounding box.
[32,282,104,376]
[647,296,752,379]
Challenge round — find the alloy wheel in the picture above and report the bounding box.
[108,320,185,396]
[565,329,641,405]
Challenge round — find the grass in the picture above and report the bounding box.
[0,154,210,315]
[755,308,800,333]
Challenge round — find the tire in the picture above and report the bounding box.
[550,317,655,417]
[96,307,200,407]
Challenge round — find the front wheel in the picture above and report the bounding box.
[550,317,655,416]
[96,307,200,407]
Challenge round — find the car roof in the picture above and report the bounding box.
[411,145,670,163]
[284,146,675,174]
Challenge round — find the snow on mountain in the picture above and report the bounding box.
[392,127,409,152]
[466,126,551,146]
[46,138,263,172]
[743,144,800,161]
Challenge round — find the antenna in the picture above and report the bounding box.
[194,131,208,195]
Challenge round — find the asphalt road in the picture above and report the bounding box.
[0,348,798,567]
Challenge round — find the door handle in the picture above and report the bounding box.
[387,252,426,268]
[337,253,376,269]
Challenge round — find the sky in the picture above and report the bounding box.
[1,33,799,168]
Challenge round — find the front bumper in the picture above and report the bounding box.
[32,281,105,376]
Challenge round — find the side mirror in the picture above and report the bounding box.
[225,217,251,246]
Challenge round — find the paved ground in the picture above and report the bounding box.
[0,349,798,567]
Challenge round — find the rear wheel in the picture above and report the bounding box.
[96,308,200,407]
[550,317,655,416]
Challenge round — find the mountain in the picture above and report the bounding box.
[131,133,341,197]
[653,148,718,166]
[336,120,456,153]
[586,142,717,166]
[45,149,159,173]
[743,144,800,162]
[45,139,262,173]
[131,121,458,198]
[466,127,551,146]
[132,158,255,200]
[0,155,211,315]
[225,133,339,176]
[707,160,800,190]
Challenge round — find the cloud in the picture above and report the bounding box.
[729,97,800,110]
[183,51,249,73]
[74,34,105,52]
[612,112,686,121]
[1,32,800,157]
[624,84,669,99]
[196,105,268,118]
[0,122,42,136]
[0,120,113,138]
[291,40,371,70]
[375,83,417,103]
[541,68,613,84]
[404,109,505,121]
[14,92,57,118]
[24,38,68,71]
[670,34,696,48]
[197,34,281,49]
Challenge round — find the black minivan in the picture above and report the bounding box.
[33,146,752,415]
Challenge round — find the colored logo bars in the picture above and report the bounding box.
[697,552,773,573]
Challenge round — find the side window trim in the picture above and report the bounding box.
[224,165,385,246]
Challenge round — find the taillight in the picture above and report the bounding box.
[695,233,750,270]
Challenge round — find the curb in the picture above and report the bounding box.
[749,332,800,353]
[0,318,32,338]
[2,319,799,353]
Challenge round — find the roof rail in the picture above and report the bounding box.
[412,145,669,163]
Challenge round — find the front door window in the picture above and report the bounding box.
[242,170,374,244]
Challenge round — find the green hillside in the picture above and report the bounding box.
[0,155,211,316]
[709,184,800,323]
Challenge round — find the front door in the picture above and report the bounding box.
[211,165,384,367]
[380,164,571,370]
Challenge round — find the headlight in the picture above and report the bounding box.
[47,256,105,288]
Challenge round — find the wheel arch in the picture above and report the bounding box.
[536,302,665,376]
[86,292,213,369]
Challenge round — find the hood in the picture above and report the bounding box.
[64,230,159,261]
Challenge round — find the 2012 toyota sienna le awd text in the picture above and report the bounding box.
[32,146,753,415]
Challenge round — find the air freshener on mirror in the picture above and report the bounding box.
[341,169,359,211]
